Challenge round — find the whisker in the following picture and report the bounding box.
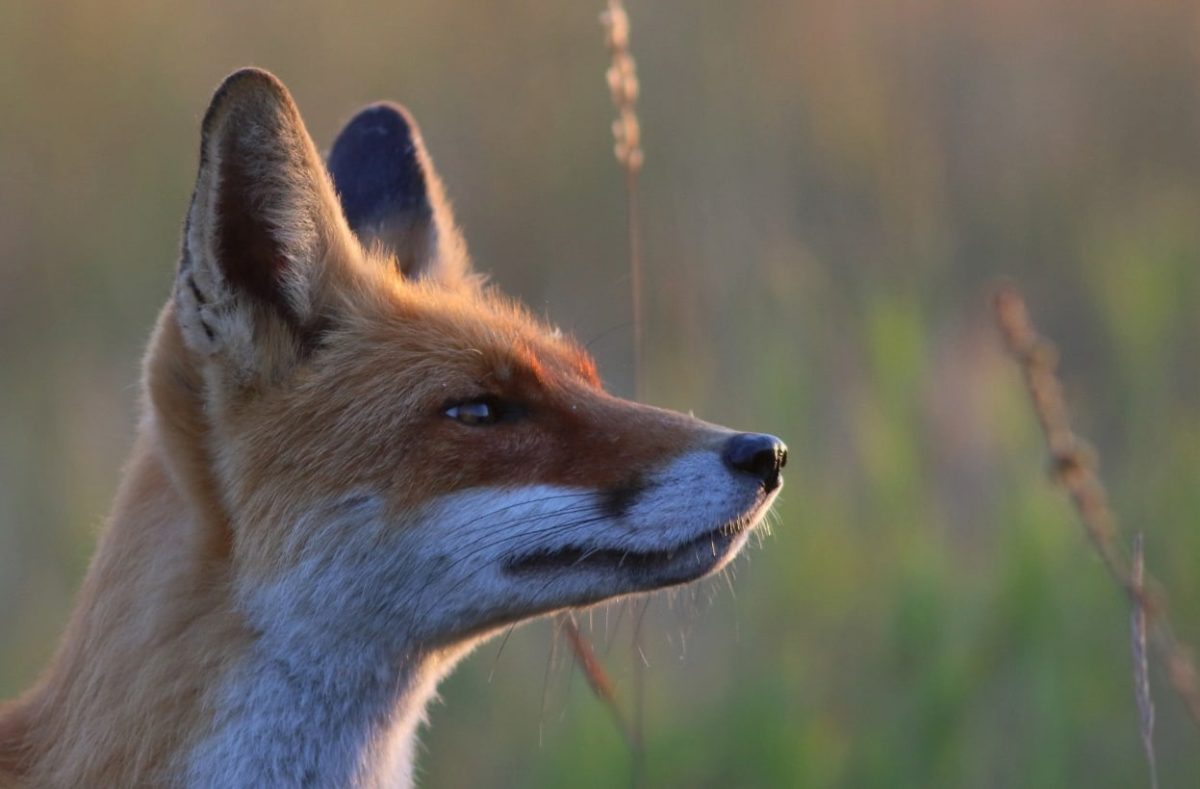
[488,623,519,684]
[539,618,564,749]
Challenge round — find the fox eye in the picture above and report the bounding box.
[444,398,521,426]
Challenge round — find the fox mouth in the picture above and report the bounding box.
[503,513,758,585]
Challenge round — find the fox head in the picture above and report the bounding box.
[151,68,785,653]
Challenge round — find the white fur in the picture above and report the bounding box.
[186,450,776,787]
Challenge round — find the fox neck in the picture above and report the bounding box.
[186,602,466,788]
[1,316,469,788]
[184,490,477,788]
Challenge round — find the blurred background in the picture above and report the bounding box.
[2,1,1199,786]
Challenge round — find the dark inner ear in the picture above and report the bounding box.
[328,104,430,224]
[327,103,434,276]
[215,133,301,328]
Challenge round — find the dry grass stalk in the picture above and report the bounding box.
[562,614,634,748]
[601,0,645,398]
[993,283,1200,735]
[1131,532,1158,789]
[558,615,630,741]
[601,5,649,780]
[601,0,643,175]
[554,6,652,784]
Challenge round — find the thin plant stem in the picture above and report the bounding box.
[554,6,653,787]
[562,614,634,748]
[1131,533,1158,789]
[625,166,644,398]
[993,283,1200,736]
[602,3,648,780]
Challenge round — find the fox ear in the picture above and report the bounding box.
[176,68,354,373]
[327,102,470,284]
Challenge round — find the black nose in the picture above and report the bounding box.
[722,433,787,491]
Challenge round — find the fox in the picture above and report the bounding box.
[0,68,785,787]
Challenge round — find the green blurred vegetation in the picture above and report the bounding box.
[2,1,1199,786]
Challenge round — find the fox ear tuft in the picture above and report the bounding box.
[328,102,469,284]
[177,68,352,371]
